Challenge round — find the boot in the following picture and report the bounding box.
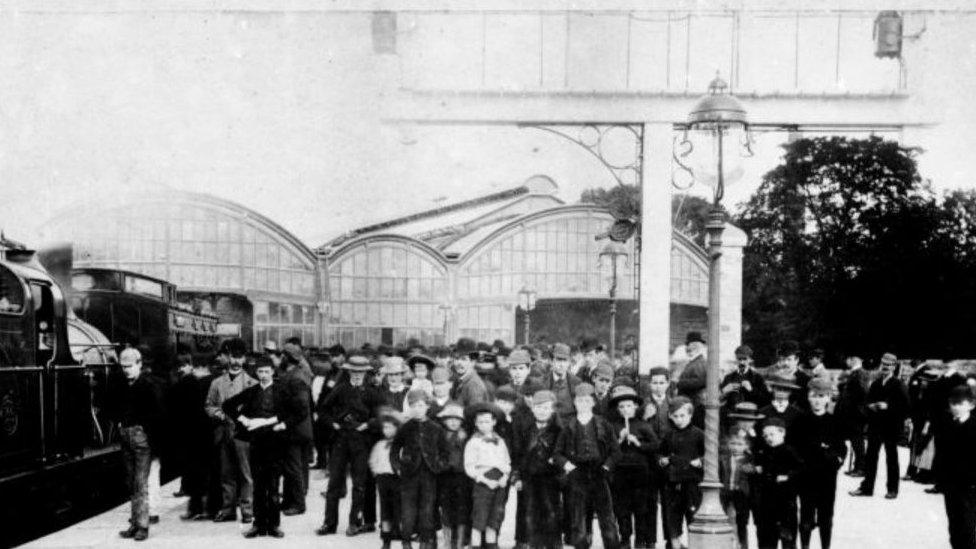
[381,533,392,549]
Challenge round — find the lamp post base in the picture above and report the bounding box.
[687,481,735,548]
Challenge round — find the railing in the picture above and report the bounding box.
[396,10,908,96]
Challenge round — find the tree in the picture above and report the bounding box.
[734,136,968,365]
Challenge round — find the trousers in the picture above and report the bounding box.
[566,466,620,549]
[860,429,900,495]
[721,489,753,549]
[944,486,976,549]
[121,425,152,530]
[216,427,253,516]
[376,474,401,533]
[251,440,283,532]
[524,475,562,549]
[799,472,837,549]
[438,471,472,528]
[324,431,370,529]
[281,441,310,510]
[401,465,439,542]
[611,469,654,547]
[664,480,702,538]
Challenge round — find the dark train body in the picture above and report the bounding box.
[0,246,220,547]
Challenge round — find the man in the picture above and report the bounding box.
[114,348,165,542]
[451,338,490,409]
[835,353,872,477]
[278,340,315,516]
[676,332,708,428]
[222,360,308,538]
[541,343,582,424]
[318,356,383,536]
[935,386,976,549]
[309,349,333,470]
[850,352,909,499]
[766,340,812,411]
[168,344,196,498]
[205,338,257,523]
[590,361,615,417]
[175,358,216,520]
[379,356,411,412]
[721,344,771,411]
[803,348,828,378]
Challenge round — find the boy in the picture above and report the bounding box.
[759,376,804,447]
[795,378,846,549]
[755,417,803,549]
[658,396,704,549]
[429,365,454,419]
[936,385,976,549]
[849,352,908,499]
[607,385,659,549]
[727,402,766,450]
[370,411,403,549]
[437,402,471,549]
[553,383,621,549]
[641,366,673,548]
[464,403,512,549]
[391,388,450,549]
[720,428,756,549]
[513,390,563,549]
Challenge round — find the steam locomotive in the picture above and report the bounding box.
[0,241,219,547]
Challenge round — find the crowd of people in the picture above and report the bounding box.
[106,332,976,549]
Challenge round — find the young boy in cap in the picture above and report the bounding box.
[935,385,976,549]
[451,338,491,408]
[590,362,615,416]
[754,417,803,549]
[607,385,659,549]
[553,383,621,549]
[795,378,846,549]
[465,403,512,549]
[369,411,403,549]
[720,427,756,549]
[658,396,704,549]
[513,390,563,549]
[543,343,583,425]
[759,375,805,447]
[392,388,450,549]
[437,402,471,549]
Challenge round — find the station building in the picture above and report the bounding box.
[44,177,740,358]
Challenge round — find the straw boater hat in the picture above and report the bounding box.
[607,385,643,409]
[728,401,766,421]
[342,355,373,372]
[766,372,801,392]
[379,356,407,376]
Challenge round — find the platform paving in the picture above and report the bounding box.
[23,448,948,549]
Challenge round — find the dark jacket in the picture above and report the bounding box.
[793,411,847,476]
[279,366,314,443]
[721,368,771,408]
[677,354,707,405]
[513,417,562,479]
[391,418,450,476]
[111,373,166,454]
[660,424,705,482]
[318,381,382,433]
[755,443,803,496]
[758,403,804,446]
[608,417,659,473]
[553,415,620,471]
[169,373,214,444]
[221,379,309,444]
[540,372,582,421]
[934,414,976,488]
[442,428,468,473]
[453,369,490,409]
[864,375,909,433]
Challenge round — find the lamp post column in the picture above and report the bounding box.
[609,257,618,361]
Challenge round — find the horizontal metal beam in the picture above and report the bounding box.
[382,88,937,130]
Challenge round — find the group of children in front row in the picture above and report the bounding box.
[368,365,845,549]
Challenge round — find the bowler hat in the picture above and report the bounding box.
[495,386,519,403]
[777,340,800,358]
[454,337,478,356]
[728,402,765,420]
[342,355,373,372]
[608,385,642,409]
[949,385,975,403]
[282,342,304,362]
[734,345,753,359]
[686,332,705,346]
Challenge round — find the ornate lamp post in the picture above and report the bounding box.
[680,75,751,548]
[517,285,537,345]
[599,241,629,361]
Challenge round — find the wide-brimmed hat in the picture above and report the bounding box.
[468,401,503,422]
[263,340,282,354]
[342,355,373,372]
[728,401,766,420]
[380,356,407,375]
[407,354,436,370]
[767,372,800,391]
[608,385,642,409]
[436,401,465,421]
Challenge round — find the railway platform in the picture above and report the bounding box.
[22,448,948,549]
